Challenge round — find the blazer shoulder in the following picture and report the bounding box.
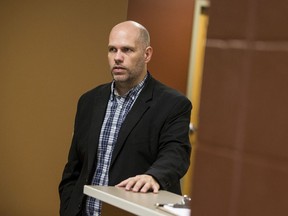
[79,83,111,101]
[152,78,191,102]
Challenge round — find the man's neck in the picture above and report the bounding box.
[115,84,131,96]
[115,72,148,96]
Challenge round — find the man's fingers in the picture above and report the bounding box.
[132,178,146,192]
[125,178,138,191]
[115,174,160,193]
[152,184,159,193]
[139,183,151,193]
[116,178,129,187]
[139,181,159,193]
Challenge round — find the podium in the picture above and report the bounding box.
[84,185,188,216]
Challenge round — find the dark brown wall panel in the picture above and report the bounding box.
[191,0,288,215]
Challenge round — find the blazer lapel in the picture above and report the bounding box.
[87,85,111,173]
[110,77,155,167]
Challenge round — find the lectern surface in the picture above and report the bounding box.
[84,185,186,216]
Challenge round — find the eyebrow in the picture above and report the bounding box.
[108,45,135,50]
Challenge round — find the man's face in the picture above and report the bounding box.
[108,26,148,87]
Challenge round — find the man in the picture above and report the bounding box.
[59,20,192,216]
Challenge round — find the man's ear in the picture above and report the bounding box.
[144,46,153,63]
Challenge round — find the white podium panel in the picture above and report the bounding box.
[84,185,188,216]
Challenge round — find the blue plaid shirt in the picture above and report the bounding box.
[86,74,147,216]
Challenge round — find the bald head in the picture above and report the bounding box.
[110,21,150,48]
[107,20,153,95]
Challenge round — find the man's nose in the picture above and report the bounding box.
[114,51,123,63]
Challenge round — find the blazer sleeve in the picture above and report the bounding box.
[58,96,83,215]
[145,95,192,191]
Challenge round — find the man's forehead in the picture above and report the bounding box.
[112,21,141,32]
[109,30,139,46]
[110,26,140,38]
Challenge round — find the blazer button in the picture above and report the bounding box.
[85,178,88,184]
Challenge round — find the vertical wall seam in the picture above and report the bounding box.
[228,1,258,216]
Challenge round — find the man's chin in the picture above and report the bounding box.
[113,74,127,82]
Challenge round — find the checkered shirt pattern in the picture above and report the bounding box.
[85,75,147,216]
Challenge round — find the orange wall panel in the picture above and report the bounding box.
[127,0,195,94]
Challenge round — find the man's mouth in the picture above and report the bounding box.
[112,66,126,72]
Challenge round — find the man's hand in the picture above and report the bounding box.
[115,174,160,193]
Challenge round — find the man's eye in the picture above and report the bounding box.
[123,48,132,53]
[109,47,117,52]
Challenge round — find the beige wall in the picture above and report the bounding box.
[0,1,128,215]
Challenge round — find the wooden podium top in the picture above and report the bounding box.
[84,185,189,216]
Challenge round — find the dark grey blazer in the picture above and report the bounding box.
[59,74,192,216]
